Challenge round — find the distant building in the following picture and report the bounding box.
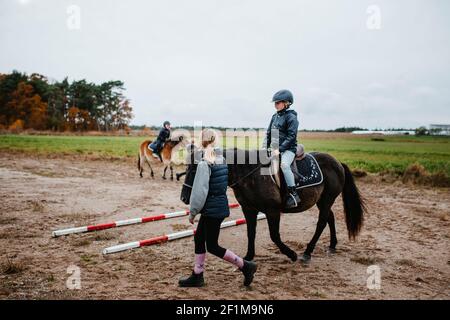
[351,130,415,135]
[429,124,450,136]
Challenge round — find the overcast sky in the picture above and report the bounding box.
[1,0,449,129]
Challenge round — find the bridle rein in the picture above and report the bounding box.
[182,157,277,190]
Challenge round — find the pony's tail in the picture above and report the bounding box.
[341,163,366,239]
[137,152,141,171]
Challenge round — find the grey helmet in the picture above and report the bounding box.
[272,89,294,105]
[163,121,171,127]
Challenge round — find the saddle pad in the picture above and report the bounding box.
[294,153,323,189]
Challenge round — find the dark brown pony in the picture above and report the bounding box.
[138,135,185,180]
[180,147,366,264]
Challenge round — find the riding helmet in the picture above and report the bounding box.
[272,89,294,104]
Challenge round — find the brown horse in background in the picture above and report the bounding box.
[138,135,185,180]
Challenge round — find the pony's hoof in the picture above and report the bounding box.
[289,252,298,262]
[299,254,311,265]
[327,247,337,255]
[162,177,167,180]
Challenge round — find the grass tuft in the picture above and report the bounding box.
[1,258,26,275]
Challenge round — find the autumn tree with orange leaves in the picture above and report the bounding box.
[0,71,134,132]
[6,82,47,130]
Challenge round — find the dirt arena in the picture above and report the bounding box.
[0,152,449,300]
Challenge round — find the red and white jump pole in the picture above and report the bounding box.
[52,203,241,237]
[102,213,266,255]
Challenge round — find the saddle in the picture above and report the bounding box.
[295,144,306,160]
[148,141,163,162]
[289,145,323,189]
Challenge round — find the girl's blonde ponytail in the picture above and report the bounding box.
[201,128,218,163]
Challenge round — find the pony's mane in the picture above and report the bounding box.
[223,148,271,166]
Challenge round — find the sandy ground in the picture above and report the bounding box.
[0,152,449,300]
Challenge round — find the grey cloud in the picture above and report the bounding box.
[1,0,449,129]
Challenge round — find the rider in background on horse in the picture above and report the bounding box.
[179,129,257,288]
[265,89,301,209]
[149,121,171,160]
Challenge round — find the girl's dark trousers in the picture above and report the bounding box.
[194,215,226,258]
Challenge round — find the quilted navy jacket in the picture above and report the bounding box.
[265,108,299,153]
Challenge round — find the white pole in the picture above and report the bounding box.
[52,203,241,237]
[102,213,266,255]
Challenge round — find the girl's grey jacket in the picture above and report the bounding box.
[189,149,230,221]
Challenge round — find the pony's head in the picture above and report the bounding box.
[166,134,186,147]
[180,143,203,205]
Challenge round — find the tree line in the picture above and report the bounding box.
[0,71,133,131]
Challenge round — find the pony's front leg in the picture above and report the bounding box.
[242,208,258,261]
[266,212,297,262]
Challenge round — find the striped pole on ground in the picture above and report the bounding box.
[102,213,266,255]
[52,203,241,237]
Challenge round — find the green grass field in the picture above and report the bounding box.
[0,134,449,176]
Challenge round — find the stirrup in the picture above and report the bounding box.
[285,189,301,209]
